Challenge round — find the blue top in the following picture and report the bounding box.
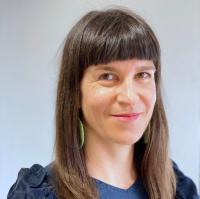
[95,177,148,199]
[7,162,199,199]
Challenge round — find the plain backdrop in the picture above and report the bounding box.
[1,0,200,198]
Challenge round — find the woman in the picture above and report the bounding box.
[8,7,199,199]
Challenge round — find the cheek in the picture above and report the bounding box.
[92,87,110,97]
[81,86,114,114]
[144,84,156,109]
[81,87,114,130]
[150,88,157,105]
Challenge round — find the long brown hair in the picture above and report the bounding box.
[54,7,176,199]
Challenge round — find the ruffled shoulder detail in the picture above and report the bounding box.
[7,163,57,199]
[173,161,199,199]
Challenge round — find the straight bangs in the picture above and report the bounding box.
[79,10,160,69]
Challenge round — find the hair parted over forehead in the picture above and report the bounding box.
[64,8,161,82]
[80,9,160,66]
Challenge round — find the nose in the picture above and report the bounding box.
[116,79,139,106]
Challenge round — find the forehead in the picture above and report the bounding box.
[88,59,156,72]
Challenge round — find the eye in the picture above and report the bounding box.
[136,72,152,79]
[99,73,117,81]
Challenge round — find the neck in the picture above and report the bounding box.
[84,132,137,189]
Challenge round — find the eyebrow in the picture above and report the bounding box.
[93,65,156,72]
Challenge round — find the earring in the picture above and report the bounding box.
[143,124,150,144]
[79,119,84,148]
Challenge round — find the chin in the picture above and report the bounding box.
[114,136,142,146]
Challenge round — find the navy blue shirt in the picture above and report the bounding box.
[95,177,148,199]
[7,162,199,199]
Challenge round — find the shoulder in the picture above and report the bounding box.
[172,161,199,199]
[7,163,57,199]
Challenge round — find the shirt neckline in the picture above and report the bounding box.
[92,177,140,191]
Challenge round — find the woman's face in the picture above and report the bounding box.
[80,59,156,145]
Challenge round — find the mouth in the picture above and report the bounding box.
[111,113,141,121]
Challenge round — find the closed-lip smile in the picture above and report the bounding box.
[112,113,141,117]
[111,113,141,121]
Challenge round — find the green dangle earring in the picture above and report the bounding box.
[79,119,85,148]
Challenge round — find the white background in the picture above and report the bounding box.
[1,0,200,198]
